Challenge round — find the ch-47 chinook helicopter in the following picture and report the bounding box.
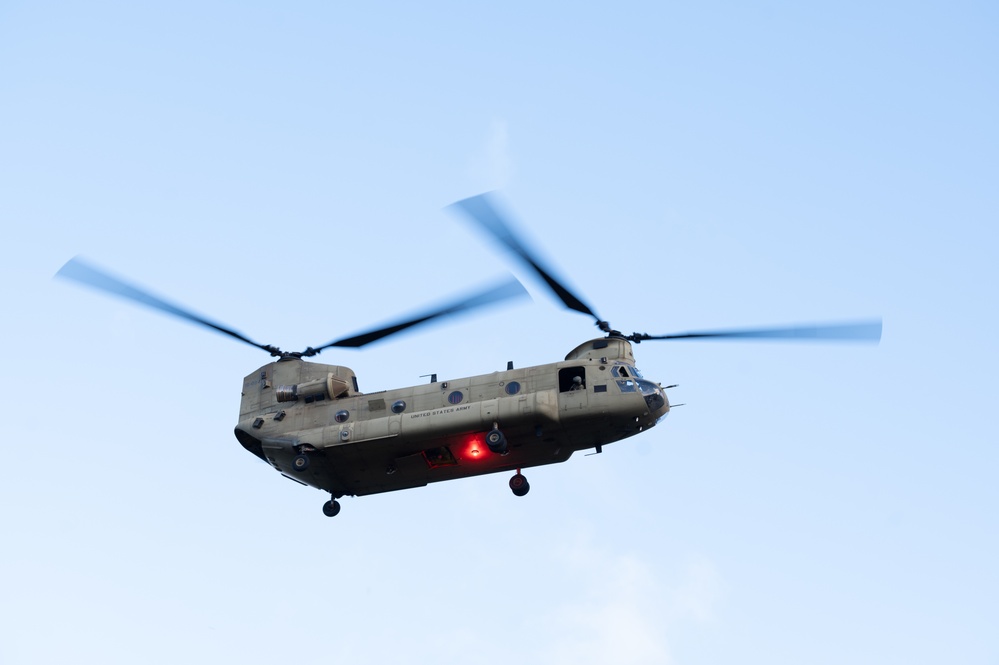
[57,193,881,517]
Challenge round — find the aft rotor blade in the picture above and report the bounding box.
[56,257,281,356]
[633,320,883,343]
[449,193,601,323]
[308,277,529,351]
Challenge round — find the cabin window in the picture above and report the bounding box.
[335,410,350,423]
[391,400,407,414]
[617,380,637,392]
[505,381,521,395]
[448,391,464,405]
[559,367,586,392]
[594,385,607,393]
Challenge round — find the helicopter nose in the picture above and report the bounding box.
[658,386,670,415]
[637,379,669,419]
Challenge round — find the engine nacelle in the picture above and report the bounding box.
[276,373,351,403]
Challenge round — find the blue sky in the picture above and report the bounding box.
[2,2,997,664]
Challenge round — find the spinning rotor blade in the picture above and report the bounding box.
[449,193,603,325]
[56,257,282,356]
[631,320,882,343]
[307,277,529,352]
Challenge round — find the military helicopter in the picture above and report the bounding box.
[57,193,881,517]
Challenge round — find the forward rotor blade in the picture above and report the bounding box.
[633,320,882,343]
[308,277,529,352]
[449,193,601,322]
[56,257,281,356]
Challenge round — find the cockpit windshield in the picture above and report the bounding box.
[612,364,644,379]
[637,379,664,411]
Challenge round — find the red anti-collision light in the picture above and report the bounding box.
[460,434,488,461]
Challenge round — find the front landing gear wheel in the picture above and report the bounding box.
[292,454,310,472]
[486,428,508,454]
[509,472,530,497]
[322,500,341,517]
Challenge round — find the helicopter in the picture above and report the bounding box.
[57,193,881,517]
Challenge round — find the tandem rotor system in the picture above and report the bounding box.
[57,194,880,366]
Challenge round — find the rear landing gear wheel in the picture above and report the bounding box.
[322,499,341,517]
[486,428,508,454]
[509,472,530,497]
[293,454,310,472]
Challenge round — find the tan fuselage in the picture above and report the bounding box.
[234,338,669,498]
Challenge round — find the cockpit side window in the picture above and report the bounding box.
[613,364,643,379]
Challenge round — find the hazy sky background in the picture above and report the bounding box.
[2,2,997,664]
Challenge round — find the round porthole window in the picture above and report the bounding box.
[447,391,464,405]
[505,381,521,395]
[391,400,406,414]
[334,410,350,423]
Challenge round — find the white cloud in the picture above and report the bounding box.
[542,554,672,665]
[467,119,513,190]
[671,559,723,623]
[534,530,724,665]
[485,119,512,187]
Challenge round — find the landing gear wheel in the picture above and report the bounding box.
[292,454,310,472]
[486,428,508,454]
[322,500,341,517]
[509,473,530,497]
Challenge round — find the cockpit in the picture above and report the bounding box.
[611,364,643,379]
